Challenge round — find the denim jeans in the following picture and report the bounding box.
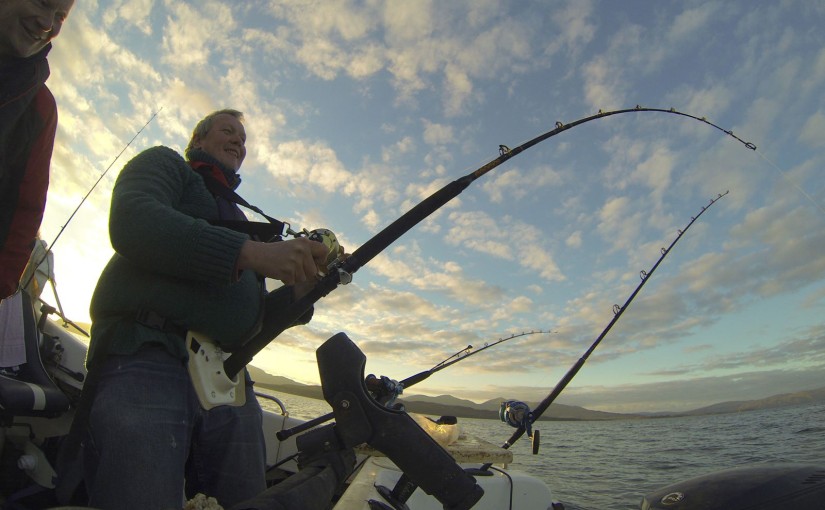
[83,345,266,510]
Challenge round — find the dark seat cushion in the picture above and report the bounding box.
[0,291,70,418]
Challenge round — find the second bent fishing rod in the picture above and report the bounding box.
[482,191,729,468]
[275,330,553,441]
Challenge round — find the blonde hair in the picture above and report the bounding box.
[185,109,244,154]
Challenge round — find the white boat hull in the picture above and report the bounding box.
[336,456,555,510]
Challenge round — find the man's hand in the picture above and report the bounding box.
[238,238,330,285]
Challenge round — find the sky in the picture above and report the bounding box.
[36,0,825,414]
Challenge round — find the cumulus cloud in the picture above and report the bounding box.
[103,0,156,36]
[38,1,825,414]
[262,140,352,193]
[799,110,825,148]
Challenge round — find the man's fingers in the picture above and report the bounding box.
[298,237,326,278]
[310,238,330,262]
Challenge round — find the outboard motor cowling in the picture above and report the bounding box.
[640,463,825,510]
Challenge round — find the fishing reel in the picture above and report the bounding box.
[290,227,344,274]
[500,400,541,455]
[365,374,404,408]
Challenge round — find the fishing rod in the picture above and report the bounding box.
[275,330,553,441]
[19,108,162,295]
[402,329,553,388]
[483,191,729,469]
[432,344,474,371]
[224,106,757,379]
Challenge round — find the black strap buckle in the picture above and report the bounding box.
[135,309,187,337]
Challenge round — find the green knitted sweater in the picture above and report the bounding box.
[87,146,262,369]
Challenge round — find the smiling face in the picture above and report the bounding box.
[0,0,74,61]
[192,113,247,172]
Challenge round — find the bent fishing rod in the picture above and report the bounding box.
[224,106,756,379]
[482,191,729,469]
[405,329,554,387]
[275,330,553,441]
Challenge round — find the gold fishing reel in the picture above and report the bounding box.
[306,228,342,268]
[286,226,350,282]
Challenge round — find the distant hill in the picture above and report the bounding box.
[674,386,825,416]
[248,365,324,400]
[249,365,825,421]
[396,393,638,421]
[250,365,640,420]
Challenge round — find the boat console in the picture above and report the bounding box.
[313,332,485,510]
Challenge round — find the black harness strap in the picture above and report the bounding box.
[190,163,289,242]
[209,220,286,243]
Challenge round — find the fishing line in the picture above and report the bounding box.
[19,108,162,295]
[432,344,473,370]
[483,191,730,467]
[753,149,825,216]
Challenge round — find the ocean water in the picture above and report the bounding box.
[257,393,825,509]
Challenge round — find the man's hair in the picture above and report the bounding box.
[185,109,244,154]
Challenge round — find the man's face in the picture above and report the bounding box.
[0,0,75,60]
[193,114,247,172]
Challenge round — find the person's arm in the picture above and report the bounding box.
[0,88,56,299]
[108,147,249,285]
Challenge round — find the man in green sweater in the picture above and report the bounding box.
[83,109,332,510]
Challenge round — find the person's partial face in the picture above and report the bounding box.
[193,114,247,172]
[0,0,75,60]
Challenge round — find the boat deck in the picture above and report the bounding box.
[337,433,514,509]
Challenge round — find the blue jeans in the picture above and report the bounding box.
[83,345,266,510]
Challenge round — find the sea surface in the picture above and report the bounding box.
[257,393,825,509]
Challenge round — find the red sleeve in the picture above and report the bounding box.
[0,87,56,299]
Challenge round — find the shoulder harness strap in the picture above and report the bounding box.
[189,161,288,242]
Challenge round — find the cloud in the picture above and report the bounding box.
[383,0,434,45]
[35,1,825,415]
[102,0,156,36]
[258,1,555,116]
[679,84,734,122]
[161,1,238,68]
[444,211,564,281]
[799,110,825,148]
[582,56,623,110]
[480,164,564,204]
[667,2,721,43]
[566,231,582,249]
[365,241,506,308]
[421,120,454,146]
[294,279,527,370]
[258,140,353,198]
[551,0,596,55]
[597,196,642,253]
